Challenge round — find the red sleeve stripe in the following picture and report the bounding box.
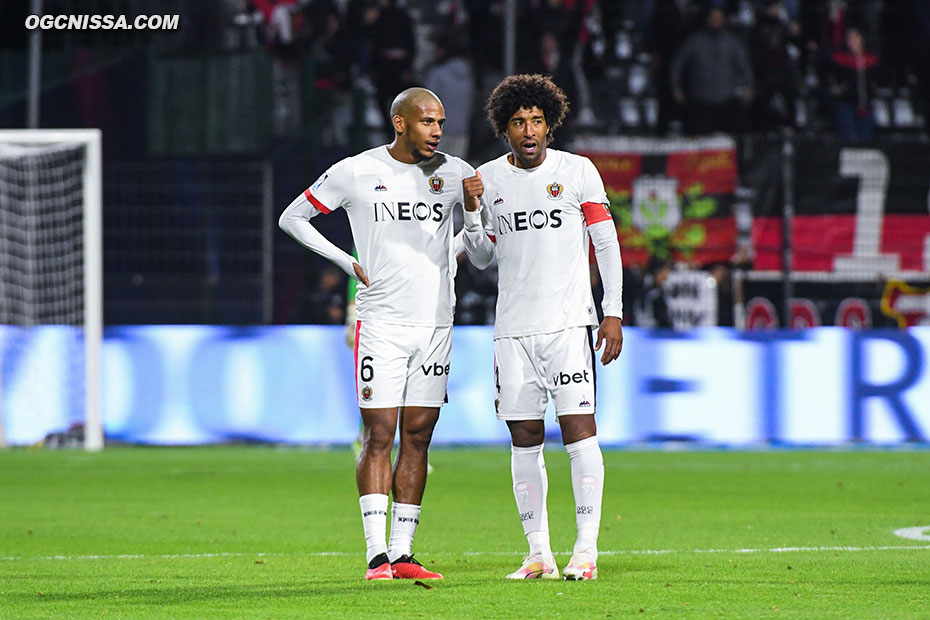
[582,201,611,226]
[488,233,496,243]
[304,189,332,214]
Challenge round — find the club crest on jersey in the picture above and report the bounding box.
[546,181,563,200]
[361,386,373,401]
[374,180,387,192]
[428,175,444,194]
[493,193,504,206]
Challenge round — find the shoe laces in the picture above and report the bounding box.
[394,553,423,566]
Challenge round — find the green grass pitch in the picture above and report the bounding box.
[1,446,928,619]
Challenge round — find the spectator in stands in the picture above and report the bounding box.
[802,0,869,82]
[304,265,347,324]
[516,3,578,104]
[915,3,930,129]
[464,0,505,82]
[252,0,304,134]
[644,0,701,135]
[818,0,849,56]
[710,262,734,326]
[670,7,754,136]
[799,0,859,132]
[345,0,381,77]
[253,0,300,56]
[425,31,474,159]
[302,1,350,89]
[828,26,878,141]
[301,1,353,146]
[369,0,417,129]
[751,0,801,132]
[641,257,673,329]
[526,0,599,127]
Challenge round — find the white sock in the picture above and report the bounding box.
[566,436,604,558]
[511,443,551,558]
[359,493,388,564]
[387,502,421,563]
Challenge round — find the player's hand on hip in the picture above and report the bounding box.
[462,170,483,212]
[595,316,623,365]
[352,262,370,287]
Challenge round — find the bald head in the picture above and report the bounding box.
[390,87,443,119]
[386,87,445,163]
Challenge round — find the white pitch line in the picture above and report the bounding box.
[468,545,930,556]
[3,545,929,562]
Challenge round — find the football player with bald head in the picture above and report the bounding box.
[279,87,490,580]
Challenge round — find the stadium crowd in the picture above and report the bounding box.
[262,0,927,327]
[4,0,926,326]
[234,0,928,145]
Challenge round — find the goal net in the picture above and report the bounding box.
[0,130,102,450]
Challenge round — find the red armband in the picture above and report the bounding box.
[303,189,332,214]
[582,201,611,226]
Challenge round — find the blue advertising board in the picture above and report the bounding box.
[2,326,928,446]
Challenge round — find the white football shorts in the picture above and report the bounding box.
[354,320,453,409]
[493,326,596,420]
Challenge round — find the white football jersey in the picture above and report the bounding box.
[478,149,613,338]
[306,146,473,326]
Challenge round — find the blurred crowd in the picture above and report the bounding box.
[224,0,928,153]
[7,0,923,326]
[260,0,928,326]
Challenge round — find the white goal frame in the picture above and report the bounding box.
[0,129,103,451]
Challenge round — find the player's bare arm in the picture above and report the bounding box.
[595,316,623,365]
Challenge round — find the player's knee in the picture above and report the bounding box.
[399,425,435,453]
[363,425,395,453]
[399,408,439,442]
[560,414,597,444]
[508,420,545,447]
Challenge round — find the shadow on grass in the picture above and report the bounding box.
[15,579,451,606]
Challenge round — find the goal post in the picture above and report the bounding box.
[0,129,103,451]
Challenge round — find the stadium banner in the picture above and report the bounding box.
[572,136,738,267]
[739,138,930,327]
[665,269,718,328]
[2,326,929,446]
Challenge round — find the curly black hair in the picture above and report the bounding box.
[485,74,570,139]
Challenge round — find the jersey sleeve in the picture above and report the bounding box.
[456,155,476,209]
[278,193,359,279]
[458,156,477,178]
[579,157,612,227]
[460,159,495,268]
[476,164,497,242]
[589,220,623,320]
[303,158,354,214]
[577,156,622,318]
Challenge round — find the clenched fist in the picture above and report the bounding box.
[462,170,483,212]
